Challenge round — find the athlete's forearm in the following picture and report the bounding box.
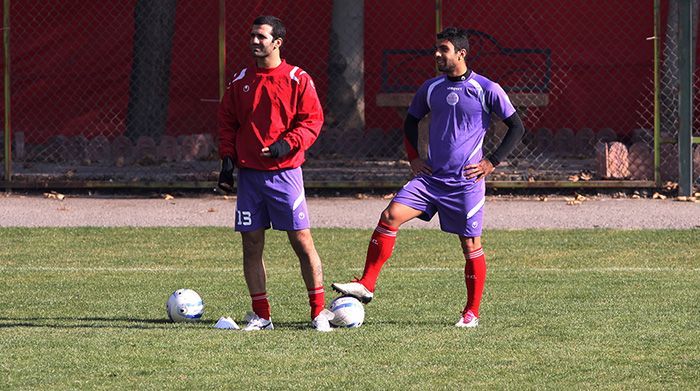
[280,83,324,152]
[487,112,524,166]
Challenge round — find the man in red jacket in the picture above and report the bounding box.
[218,15,333,331]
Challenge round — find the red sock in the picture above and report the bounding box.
[308,286,325,319]
[358,221,398,292]
[464,247,486,317]
[251,291,271,320]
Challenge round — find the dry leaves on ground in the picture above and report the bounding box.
[43,191,65,201]
[565,193,587,206]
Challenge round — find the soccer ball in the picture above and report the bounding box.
[166,288,204,322]
[329,296,365,328]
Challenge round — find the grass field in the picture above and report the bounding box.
[1,227,699,389]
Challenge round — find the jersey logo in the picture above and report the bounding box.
[243,85,250,92]
[228,68,247,90]
[446,92,459,106]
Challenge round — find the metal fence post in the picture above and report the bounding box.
[677,0,694,196]
[3,0,11,190]
[219,0,225,100]
[435,0,441,76]
[654,0,662,187]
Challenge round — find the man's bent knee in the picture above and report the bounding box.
[381,202,421,227]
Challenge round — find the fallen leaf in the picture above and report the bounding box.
[579,172,592,181]
[207,208,216,213]
[43,191,65,200]
[539,196,547,202]
[568,175,580,182]
[164,194,175,200]
[676,196,688,202]
[566,200,582,206]
[652,192,667,200]
[382,193,396,200]
[355,193,369,200]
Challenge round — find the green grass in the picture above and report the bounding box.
[1,228,699,389]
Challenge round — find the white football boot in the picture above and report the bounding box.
[242,311,274,331]
[331,281,374,303]
[455,310,479,328]
[311,309,335,332]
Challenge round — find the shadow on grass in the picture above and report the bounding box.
[0,317,424,330]
[0,316,174,329]
[0,317,319,331]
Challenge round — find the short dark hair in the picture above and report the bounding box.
[437,27,470,52]
[253,15,286,41]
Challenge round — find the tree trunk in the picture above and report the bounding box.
[327,0,365,129]
[125,0,178,140]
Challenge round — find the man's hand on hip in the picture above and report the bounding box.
[463,159,495,182]
[409,158,432,177]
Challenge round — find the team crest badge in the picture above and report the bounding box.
[446,92,459,106]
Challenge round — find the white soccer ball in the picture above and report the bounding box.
[166,288,204,322]
[329,296,365,328]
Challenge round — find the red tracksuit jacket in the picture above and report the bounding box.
[218,60,324,170]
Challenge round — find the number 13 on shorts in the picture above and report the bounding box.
[237,210,252,226]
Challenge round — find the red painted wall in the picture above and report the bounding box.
[364,0,670,136]
[2,1,330,144]
[1,1,694,146]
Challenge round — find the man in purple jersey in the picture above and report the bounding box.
[333,27,524,328]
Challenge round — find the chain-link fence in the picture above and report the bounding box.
[1,0,698,189]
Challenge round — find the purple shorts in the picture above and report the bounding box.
[234,167,310,232]
[392,175,485,237]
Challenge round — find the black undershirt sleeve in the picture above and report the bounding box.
[404,113,420,157]
[487,112,525,167]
